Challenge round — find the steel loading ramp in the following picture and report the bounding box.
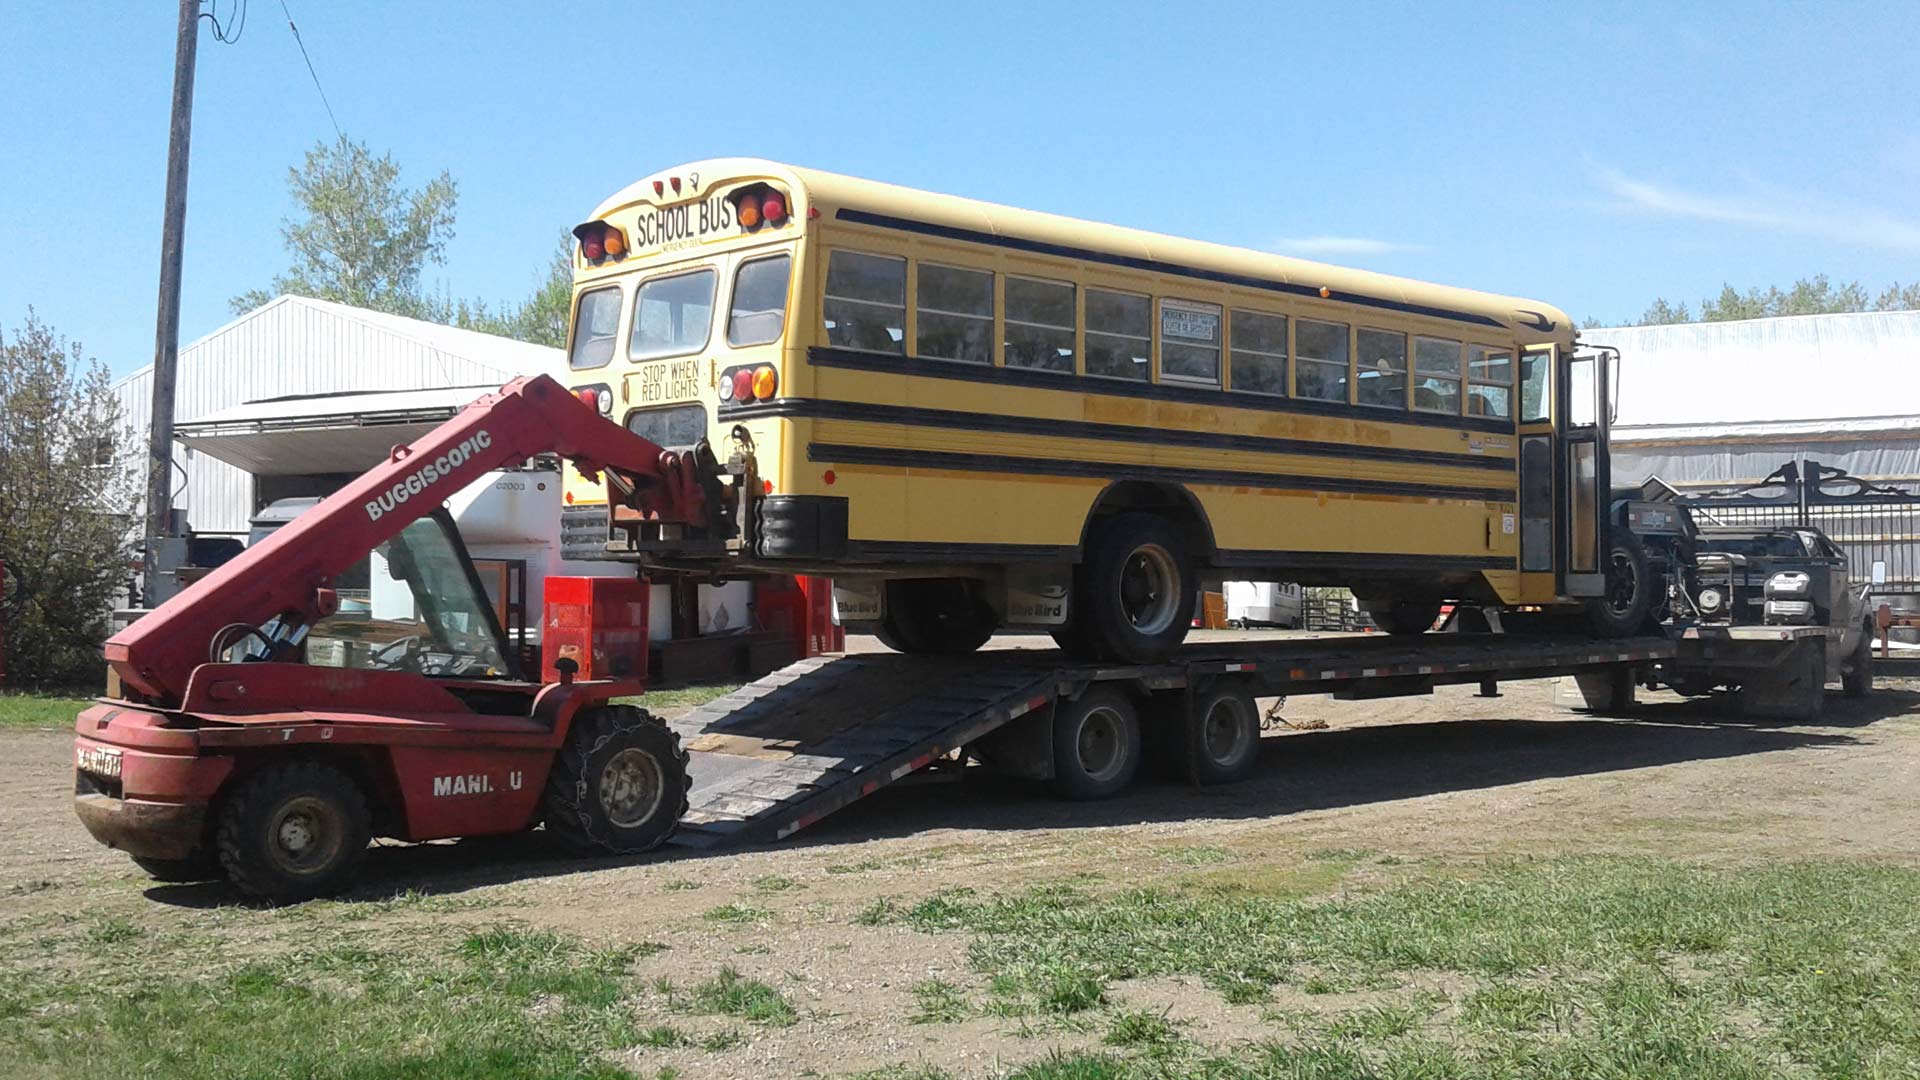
[664,652,1061,848]
[661,634,1677,850]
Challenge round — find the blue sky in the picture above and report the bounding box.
[6,0,1918,377]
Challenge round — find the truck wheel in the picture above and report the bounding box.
[1072,513,1195,663]
[216,762,371,904]
[876,579,996,656]
[1049,686,1142,800]
[1585,533,1652,637]
[131,850,225,884]
[1361,598,1443,636]
[544,705,690,856]
[1843,625,1874,698]
[1187,682,1262,785]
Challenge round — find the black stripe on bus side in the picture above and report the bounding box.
[724,398,1514,473]
[808,442,1517,504]
[844,540,1079,563]
[804,346,1519,437]
[834,207,1512,330]
[1215,549,1517,572]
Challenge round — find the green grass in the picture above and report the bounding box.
[0,692,92,729]
[700,902,770,925]
[615,683,742,713]
[0,923,648,1079]
[871,856,1920,1078]
[910,978,971,1024]
[682,966,797,1026]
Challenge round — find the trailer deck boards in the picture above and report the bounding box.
[664,633,1676,849]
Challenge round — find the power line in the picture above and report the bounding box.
[202,0,247,44]
[275,0,343,141]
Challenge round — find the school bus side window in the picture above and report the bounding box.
[1295,318,1350,402]
[823,251,906,354]
[1355,328,1408,409]
[917,263,993,364]
[1519,348,1550,423]
[1085,289,1150,381]
[1004,276,1075,372]
[728,254,792,348]
[1468,345,1514,418]
[1159,299,1222,385]
[1414,337,1463,414]
[569,286,622,370]
[1229,310,1287,395]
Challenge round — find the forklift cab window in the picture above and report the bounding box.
[304,516,513,678]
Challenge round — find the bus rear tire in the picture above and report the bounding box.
[1362,597,1443,636]
[1072,513,1195,663]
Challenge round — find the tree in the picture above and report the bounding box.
[0,313,141,687]
[232,137,458,318]
[1632,275,1920,325]
[436,233,574,348]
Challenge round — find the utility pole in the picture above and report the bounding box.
[144,0,201,605]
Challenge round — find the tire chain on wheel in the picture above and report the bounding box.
[215,760,371,904]
[543,705,691,856]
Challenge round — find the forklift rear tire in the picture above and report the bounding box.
[216,762,371,904]
[131,851,225,884]
[1049,686,1142,800]
[543,705,690,856]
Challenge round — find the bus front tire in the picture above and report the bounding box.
[876,579,996,656]
[1073,513,1195,663]
[1585,533,1652,638]
[1363,597,1443,636]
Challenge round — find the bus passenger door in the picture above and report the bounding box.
[1558,349,1611,598]
[1516,348,1556,596]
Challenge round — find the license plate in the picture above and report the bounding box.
[77,745,122,781]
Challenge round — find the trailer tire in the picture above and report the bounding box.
[543,705,690,856]
[1187,682,1263,785]
[216,762,371,904]
[131,851,225,884]
[1585,532,1653,637]
[1072,513,1195,663]
[1843,624,1874,698]
[1049,686,1142,800]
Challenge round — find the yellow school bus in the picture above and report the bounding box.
[559,159,1642,661]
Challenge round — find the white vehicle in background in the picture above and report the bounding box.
[1225,581,1303,629]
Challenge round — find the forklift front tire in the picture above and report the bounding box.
[216,762,372,904]
[544,705,691,856]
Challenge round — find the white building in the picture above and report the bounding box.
[114,295,561,537]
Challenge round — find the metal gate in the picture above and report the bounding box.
[1676,460,1920,597]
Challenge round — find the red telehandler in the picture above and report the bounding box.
[73,376,721,902]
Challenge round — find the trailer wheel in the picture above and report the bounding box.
[1050,686,1142,800]
[1585,533,1652,637]
[1843,624,1874,698]
[1072,513,1195,663]
[131,851,225,884]
[543,705,690,856]
[216,762,371,904]
[1187,682,1262,785]
[1361,598,1443,636]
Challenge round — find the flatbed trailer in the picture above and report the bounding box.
[665,633,1677,849]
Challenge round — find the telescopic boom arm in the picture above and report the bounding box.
[107,375,709,703]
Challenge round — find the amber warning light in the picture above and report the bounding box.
[572,220,629,264]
